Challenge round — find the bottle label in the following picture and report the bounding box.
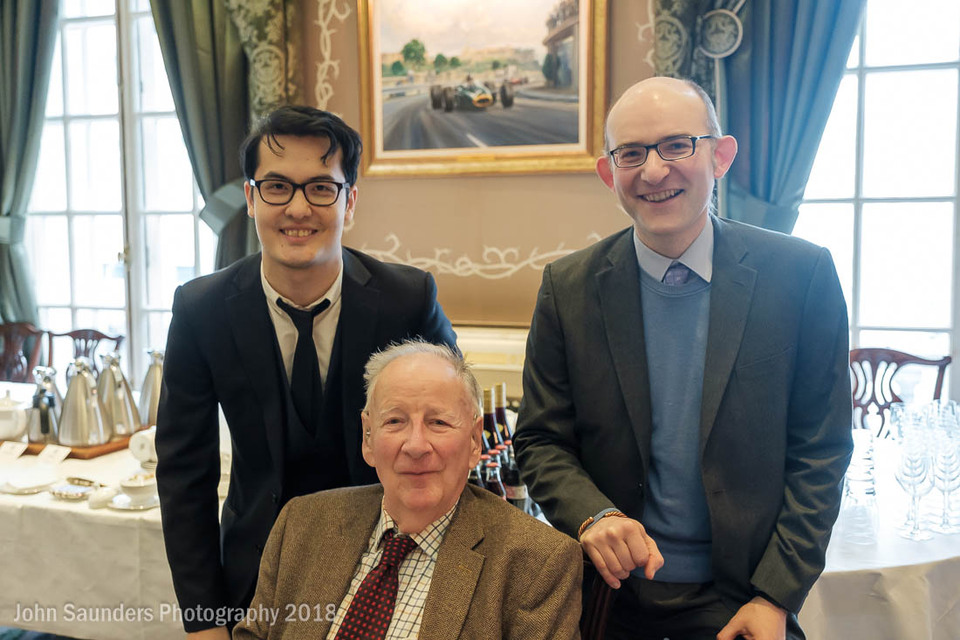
[504,484,528,500]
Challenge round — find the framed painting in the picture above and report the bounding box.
[357,0,608,177]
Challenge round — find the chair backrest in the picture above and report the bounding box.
[580,557,614,640]
[50,329,125,374]
[0,322,45,383]
[850,347,952,437]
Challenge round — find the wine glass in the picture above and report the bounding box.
[895,411,935,541]
[929,401,960,534]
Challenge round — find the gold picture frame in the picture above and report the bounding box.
[357,0,608,177]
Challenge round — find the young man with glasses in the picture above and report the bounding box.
[156,106,457,640]
[514,77,852,640]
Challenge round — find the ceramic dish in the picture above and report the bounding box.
[49,477,102,501]
[108,493,160,511]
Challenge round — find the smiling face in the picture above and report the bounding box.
[596,77,737,258]
[245,134,357,300]
[361,352,482,534]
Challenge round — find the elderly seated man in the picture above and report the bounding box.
[233,340,582,640]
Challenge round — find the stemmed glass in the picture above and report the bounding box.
[894,406,935,540]
[928,400,960,534]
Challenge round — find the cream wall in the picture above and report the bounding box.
[301,0,656,326]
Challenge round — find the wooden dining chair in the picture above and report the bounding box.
[850,347,952,438]
[581,556,615,640]
[50,328,125,374]
[0,322,46,383]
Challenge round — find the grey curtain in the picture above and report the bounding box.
[724,0,865,233]
[0,0,59,324]
[150,0,251,269]
[654,0,716,99]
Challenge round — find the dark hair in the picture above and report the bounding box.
[240,105,363,186]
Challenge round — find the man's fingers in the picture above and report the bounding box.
[584,545,623,590]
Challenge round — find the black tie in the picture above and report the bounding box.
[277,297,331,433]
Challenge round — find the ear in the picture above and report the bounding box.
[595,155,615,190]
[244,180,256,220]
[344,184,358,226]
[468,415,483,468]
[361,411,375,468]
[712,135,738,179]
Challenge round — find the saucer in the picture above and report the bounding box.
[108,493,160,511]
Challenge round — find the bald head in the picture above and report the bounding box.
[605,77,722,151]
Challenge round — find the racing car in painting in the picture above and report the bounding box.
[429,80,515,112]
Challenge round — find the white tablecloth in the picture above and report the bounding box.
[0,448,183,640]
[799,439,960,640]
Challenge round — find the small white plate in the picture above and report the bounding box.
[108,493,160,511]
[0,481,52,495]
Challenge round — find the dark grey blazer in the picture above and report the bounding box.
[515,215,852,614]
[156,249,457,631]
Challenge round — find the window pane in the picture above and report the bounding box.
[146,311,173,353]
[69,119,122,211]
[74,308,127,339]
[858,330,951,404]
[859,202,954,328]
[141,116,194,211]
[39,307,73,333]
[199,219,217,275]
[63,21,118,115]
[135,16,174,112]
[26,215,71,305]
[865,0,960,67]
[862,70,958,198]
[46,35,64,117]
[145,214,196,308]
[28,123,67,212]
[62,0,116,18]
[792,203,854,312]
[803,75,857,200]
[72,215,126,307]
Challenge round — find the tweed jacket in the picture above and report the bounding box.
[233,484,583,640]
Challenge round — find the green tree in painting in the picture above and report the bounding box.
[450,56,461,68]
[542,52,558,86]
[390,60,406,76]
[402,39,426,66]
[434,53,448,71]
[491,59,502,70]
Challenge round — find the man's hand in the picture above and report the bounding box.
[716,596,787,640]
[580,515,664,588]
[187,626,230,640]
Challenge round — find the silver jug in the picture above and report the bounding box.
[59,358,110,447]
[32,366,63,419]
[98,352,139,437]
[27,381,59,445]
[139,349,164,428]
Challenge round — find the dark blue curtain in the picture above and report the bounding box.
[724,0,865,233]
[0,0,59,323]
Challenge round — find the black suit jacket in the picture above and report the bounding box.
[515,216,852,615]
[156,249,456,631]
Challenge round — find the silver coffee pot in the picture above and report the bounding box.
[139,349,164,428]
[98,352,139,437]
[59,358,110,447]
[27,367,61,444]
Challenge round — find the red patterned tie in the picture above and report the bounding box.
[334,530,419,640]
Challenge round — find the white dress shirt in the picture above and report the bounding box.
[260,263,343,386]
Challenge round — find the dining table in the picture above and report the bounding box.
[798,437,960,639]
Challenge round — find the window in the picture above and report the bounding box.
[26,0,217,387]
[795,0,959,401]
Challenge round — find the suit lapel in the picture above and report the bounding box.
[225,255,286,476]
[700,217,756,445]
[596,231,653,470]
[339,250,379,473]
[420,490,485,640]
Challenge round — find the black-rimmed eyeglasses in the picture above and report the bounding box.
[249,178,347,207]
[609,135,716,169]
